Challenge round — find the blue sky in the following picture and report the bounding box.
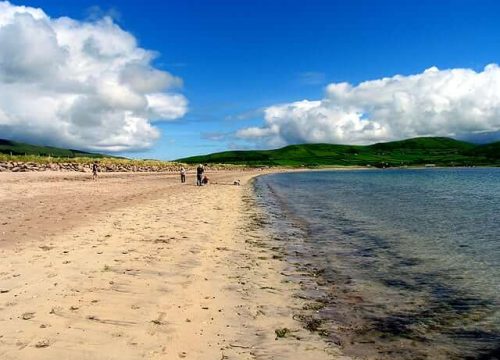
[3,0,500,159]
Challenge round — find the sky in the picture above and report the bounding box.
[1,0,500,159]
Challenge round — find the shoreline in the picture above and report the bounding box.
[253,169,500,360]
[0,170,348,359]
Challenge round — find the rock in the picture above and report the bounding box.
[34,339,50,348]
[22,312,35,320]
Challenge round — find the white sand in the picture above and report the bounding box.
[0,171,349,359]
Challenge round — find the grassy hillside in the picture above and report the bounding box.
[2,137,498,168]
[0,139,107,158]
[177,137,499,167]
[466,141,500,159]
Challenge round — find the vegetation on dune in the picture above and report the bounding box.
[0,153,182,167]
[0,138,182,167]
[177,137,500,167]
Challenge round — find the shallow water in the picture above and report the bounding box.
[254,168,500,359]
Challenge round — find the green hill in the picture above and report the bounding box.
[0,139,108,158]
[2,137,498,167]
[466,141,500,159]
[177,137,499,167]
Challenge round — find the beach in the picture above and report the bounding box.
[0,170,347,360]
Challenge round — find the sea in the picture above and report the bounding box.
[253,168,499,359]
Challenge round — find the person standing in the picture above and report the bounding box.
[180,167,186,183]
[92,161,99,181]
[196,164,204,186]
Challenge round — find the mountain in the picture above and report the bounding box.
[177,137,499,167]
[0,139,108,158]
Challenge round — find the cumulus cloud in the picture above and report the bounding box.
[237,65,500,147]
[0,1,187,152]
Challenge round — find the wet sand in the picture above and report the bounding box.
[0,171,348,359]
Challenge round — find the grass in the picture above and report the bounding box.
[0,138,247,169]
[177,137,500,167]
[0,138,188,167]
[0,153,184,168]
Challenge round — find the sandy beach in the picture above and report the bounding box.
[0,170,348,360]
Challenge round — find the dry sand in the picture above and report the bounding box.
[0,170,349,359]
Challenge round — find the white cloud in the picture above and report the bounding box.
[237,65,500,147]
[0,1,187,152]
[146,93,188,120]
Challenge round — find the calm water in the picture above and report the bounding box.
[254,168,500,359]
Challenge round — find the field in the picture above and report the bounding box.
[178,137,500,167]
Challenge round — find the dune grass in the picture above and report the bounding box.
[0,153,183,168]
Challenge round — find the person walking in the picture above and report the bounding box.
[196,164,204,186]
[180,167,186,183]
